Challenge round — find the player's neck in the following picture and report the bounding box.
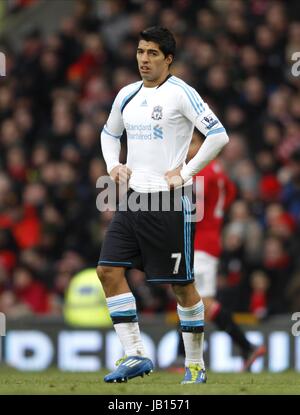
[142,71,171,88]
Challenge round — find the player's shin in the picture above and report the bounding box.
[177,300,205,368]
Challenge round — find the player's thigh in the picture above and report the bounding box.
[98,211,140,268]
[193,251,219,297]
[136,209,195,284]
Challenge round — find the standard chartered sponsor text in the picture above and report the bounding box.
[125,123,152,140]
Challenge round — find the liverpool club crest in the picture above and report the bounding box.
[151,105,163,120]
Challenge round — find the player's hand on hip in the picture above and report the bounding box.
[165,164,184,189]
[110,164,132,184]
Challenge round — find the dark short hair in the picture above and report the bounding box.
[139,26,176,59]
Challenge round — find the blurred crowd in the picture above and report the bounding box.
[1,0,39,17]
[0,0,300,320]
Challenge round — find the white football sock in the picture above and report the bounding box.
[177,300,205,368]
[106,293,145,357]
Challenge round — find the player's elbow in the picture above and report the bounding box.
[208,130,229,148]
[222,131,229,146]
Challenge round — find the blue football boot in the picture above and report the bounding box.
[181,363,207,384]
[104,356,154,383]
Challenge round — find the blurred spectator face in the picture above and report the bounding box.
[52,98,73,118]
[0,264,9,287]
[268,91,289,119]
[225,105,246,129]
[171,62,193,83]
[83,76,112,106]
[54,272,71,296]
[289,22,300,45]
[89,158,107,184]
[22,30,42,57]
[14,107,33,134]
[6,146,26,173]
[223,224,244,251]
[287,22,300,60]
[57,250,85,274]
[285,121,300,139]
[91,108,109,128]
[61,145,80,165]
[74,0,91,19]
[289,150,300,181]
[142,0,161,18]
[0,291,17,313]
[263,237,286,263]
[250,270,270,292]
[20,248,45,272]
[265,3,287,34]
[112,67,138,91]
[290,95,300,120]
[265,203,283,223]
[243,76,265,104]
[84,33,104,56]
[42,205,63,226]
[194,42,216,69]
[99,0,125,18]
[0,85,13,111]
[1,119,22,147]
[44,33,62,52]
[221,133,248,164]
[207,66,229,91]
[23,183,47,206]
[256,25,276,50]
[0,173,12,206]
[31,145,50,168]
[159,9,181,32]
[53,112,74,135]
[41,162,60,185]
[119,38,137,61]
[129,13,147,36]
[262,121,282,147]
[230,200,250,221]
[227,0,246,14]
[58,162,77,185]
[60,16,76,36]
[40,50,60,73]
[226,14,248,37]
[234,160,259,200]
[240,46,261,72]
[13,267,33,290]
[196,8,217,33]
[256,150,276,173]
[76,121,97,148]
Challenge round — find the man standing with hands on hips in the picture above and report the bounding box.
[97,27,229,384]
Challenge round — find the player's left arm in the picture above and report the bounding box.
[180,88,229,183]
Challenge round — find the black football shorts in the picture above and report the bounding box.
[98,186,195,284]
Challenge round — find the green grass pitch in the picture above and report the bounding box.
[0,367,299,395]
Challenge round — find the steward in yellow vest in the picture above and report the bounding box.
[64,268,112,327]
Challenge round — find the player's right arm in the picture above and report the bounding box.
[176,79,229,182]
[100,90,130,182]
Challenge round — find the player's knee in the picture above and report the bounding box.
[172,282,199,305]
[96,265,113,284]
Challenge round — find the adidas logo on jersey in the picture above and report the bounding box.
[140,99,148,107]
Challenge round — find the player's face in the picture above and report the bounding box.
[136,40,172,84]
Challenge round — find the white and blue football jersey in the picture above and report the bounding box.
[101,75,227,192]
